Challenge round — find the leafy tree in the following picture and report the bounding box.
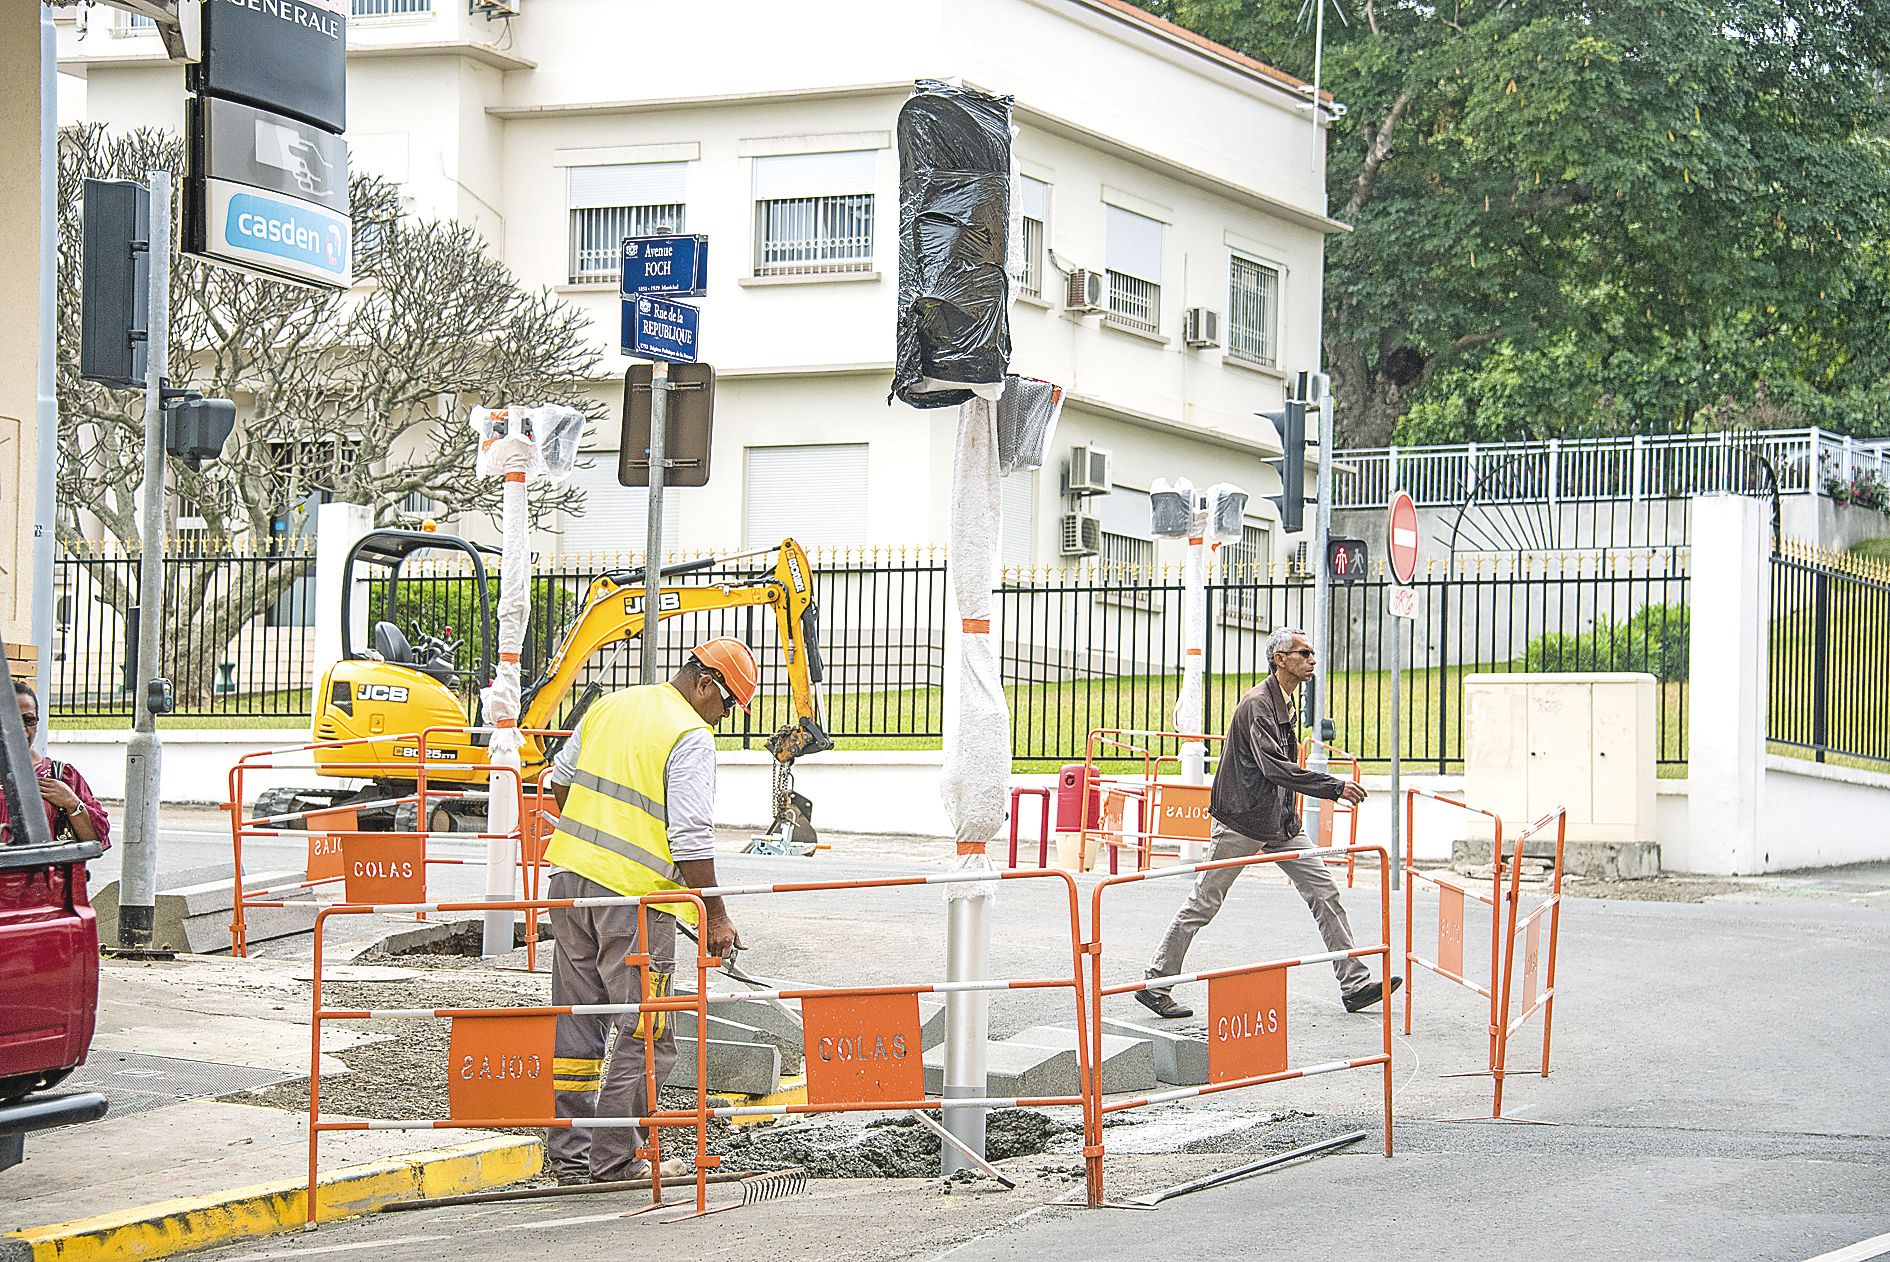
[56,125,604,706]
[1154,0,1890,444]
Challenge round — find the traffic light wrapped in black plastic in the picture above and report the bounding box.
[892,80,1013,409]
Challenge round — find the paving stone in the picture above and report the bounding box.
[1102,1017,1209,1086]
[94,869,313,955]
[1008,1025,1158,1094]
[921,1040,1077,1099]
[678,991,806,1073]
[671,1010,803,1074]
[667,1035,781,1096]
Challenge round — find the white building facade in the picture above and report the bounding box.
[58,0,1342,569]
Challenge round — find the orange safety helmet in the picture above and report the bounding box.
[690,637,759,710]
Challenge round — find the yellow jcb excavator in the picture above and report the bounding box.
[257,531,832,846]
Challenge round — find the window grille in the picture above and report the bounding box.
[753,194,874,276]
[568,204,686,284]
[1228,255,1280,367]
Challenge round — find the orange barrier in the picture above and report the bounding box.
[302,866,1098,1222]
[1081,844,1395,1206]
[225,732,536,963]
[1077,728,1223,873]
[1491,807,1567,1118]
[1402,789,1567,1119]
[1297,739,1362,887]
[304,894,709,1226]
[1006,785,1053,868]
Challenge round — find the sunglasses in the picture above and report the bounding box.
[19,714,38,728]
[1281,648,1316,658]
[703,670,739,710]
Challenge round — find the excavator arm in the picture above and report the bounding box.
[518,539,833,770]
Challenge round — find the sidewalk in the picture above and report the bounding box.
[1,955,539,1262]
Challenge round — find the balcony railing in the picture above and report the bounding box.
[1333,429,1890,509]
[352,0,432,17]
[754,194,874,277]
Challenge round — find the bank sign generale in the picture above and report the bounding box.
[184,0,352,289]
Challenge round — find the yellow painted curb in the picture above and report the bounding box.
[4,1134,541,1262]
[729,1076,807,1128]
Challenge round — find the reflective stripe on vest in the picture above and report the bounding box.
[553,813,682,886]
[567,768,668,825]
[543,683,708,923]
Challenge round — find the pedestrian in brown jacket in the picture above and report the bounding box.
[1137,626,1400,1018]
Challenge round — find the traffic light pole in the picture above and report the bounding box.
[31,12,58,725]
[118,169,170,954]
[1304,373,1335,838]
[639,364,670,684]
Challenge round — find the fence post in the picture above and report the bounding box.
[1842,435,1855,487]
[1547,438,1561,510]
[1810,569,1828,764]
[1684,495,1769,874]
[1465,442,1478,501]
[1630,434,1645,503]
[311,502,377,699]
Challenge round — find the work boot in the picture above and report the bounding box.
[617,1157,692,1182]
[1343,977,1403,1013]
[1134,987,1192,1019]
[553,1168,590,1186]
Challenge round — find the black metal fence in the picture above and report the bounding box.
[49,544,1692,770]
[1768,545,1890,766]
[49,542,316,719]
[1000,553,1690,771]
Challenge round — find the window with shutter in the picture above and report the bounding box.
[1001,471,1036,566]
[566,163,688,284]
[1015,176,1050,299]
[557,458,680,557]
[743,444,869,548]
[1105,205,1164,333]
[752,152,877,276]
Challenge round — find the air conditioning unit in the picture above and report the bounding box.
[1065,268,1106,314]
[1060,512,1103,557]
[1065,444,1112,496]
[472,0,522,17]
[1183,307,1222,349]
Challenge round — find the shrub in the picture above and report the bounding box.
[1523,602,1689,681]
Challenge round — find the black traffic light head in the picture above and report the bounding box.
[80,178,152,391]
[1260,397,1307,534]
[165,395,237,469]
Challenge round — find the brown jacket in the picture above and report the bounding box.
[1210,676,1345,842]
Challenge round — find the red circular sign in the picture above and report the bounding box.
[1387,491,1420,585]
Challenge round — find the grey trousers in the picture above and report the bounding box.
[546,870,679,1181]
[1148,825,1371,996]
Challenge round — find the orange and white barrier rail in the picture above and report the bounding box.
[1082,844,1395,1206]
[304,865,1098,1223]
[224,732,539,963]
[1297,738,1362,887]
[1077,728,1223,873]
[1402,788,1567,1119]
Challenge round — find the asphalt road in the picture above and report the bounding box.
[176,832,1890,1262]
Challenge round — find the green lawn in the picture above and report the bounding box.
[1850,537,1890,566]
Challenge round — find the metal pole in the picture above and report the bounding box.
[942,887,990,1172]
[1306,373,1334,830]
[1389,607,1402,891]
[31,12,58,724]
[1177,521,1207,863]
[640,366,669,684]
[119,169,169,952]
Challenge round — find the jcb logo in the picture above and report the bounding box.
[359,684,410,703]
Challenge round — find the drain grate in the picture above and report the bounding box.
[65,1050,297,1119]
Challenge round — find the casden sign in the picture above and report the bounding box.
[203,177,351,287]
[198,0,348,133]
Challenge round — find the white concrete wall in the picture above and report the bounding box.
[1685,496,1770,874]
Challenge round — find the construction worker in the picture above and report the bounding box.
[541,636,758,1184]
[1137,626,1401,1019]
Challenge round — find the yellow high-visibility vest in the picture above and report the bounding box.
[544,683,707,925]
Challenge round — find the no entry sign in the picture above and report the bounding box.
[1387,490,1420,585]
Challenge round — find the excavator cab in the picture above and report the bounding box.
[301,531,518,821]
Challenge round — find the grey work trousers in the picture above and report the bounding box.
[546,870,679,1181]
[1148,825,1371,996]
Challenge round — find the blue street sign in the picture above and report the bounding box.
[621,296,701,363]
[620,234,708,297]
